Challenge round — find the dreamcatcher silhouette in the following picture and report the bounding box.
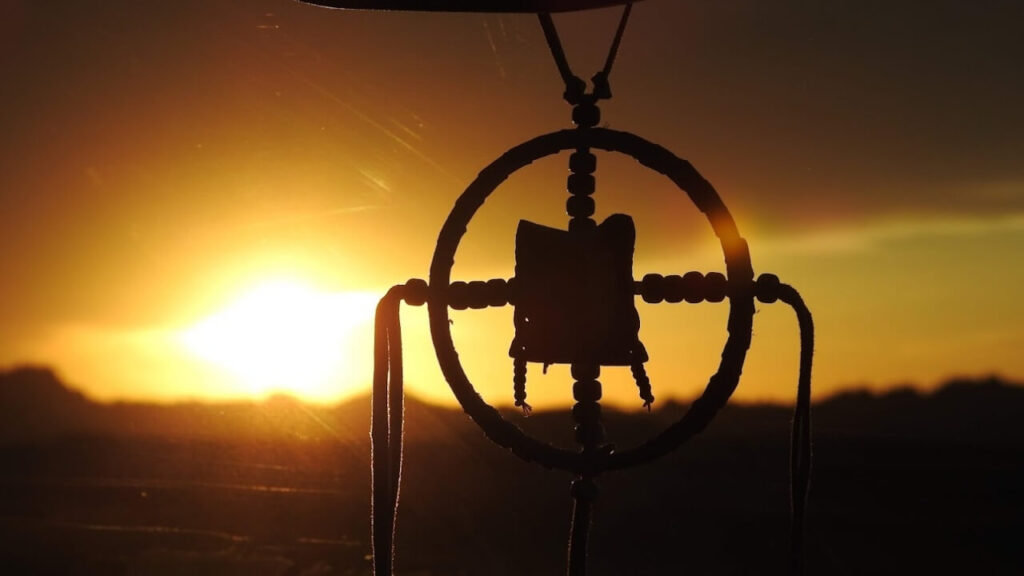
[299,2,814,575]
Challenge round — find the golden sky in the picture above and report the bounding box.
[2,0,1023,407]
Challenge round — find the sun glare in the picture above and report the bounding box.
[181,279,378,402]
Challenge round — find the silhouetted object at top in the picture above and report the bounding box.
[298,0,643,13]
[297,2,815,576]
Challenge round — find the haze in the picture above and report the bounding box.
[2,0,1022,407]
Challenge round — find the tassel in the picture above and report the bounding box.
[772,281,813,576]
[371,288,404,576]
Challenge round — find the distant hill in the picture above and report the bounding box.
[1,365,1021,445]
[813,376,1024,442]
[0,366,96,443]
[0,366,367,444]
[1,366,1022,575]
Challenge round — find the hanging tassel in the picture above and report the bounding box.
[781,285,813,576]
[758,275,813,575]
[371,287,404,576]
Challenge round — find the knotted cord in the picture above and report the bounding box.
[593,1,632,97]
[630,361,655,410]
[371,287,404,576]
[535,11,639,572]
[537,12,584,103]
[538,2,633,104]
[513,356,532,414]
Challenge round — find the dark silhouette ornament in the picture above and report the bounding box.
[428,126,758,475]
[297,0,642,12]
[511,214,645,370]
[296,2,814,575]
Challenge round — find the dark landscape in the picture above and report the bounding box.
[0,366,1021,575]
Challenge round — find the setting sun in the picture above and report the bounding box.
[180,279,378,402]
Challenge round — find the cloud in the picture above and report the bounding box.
[753,211,1024,257]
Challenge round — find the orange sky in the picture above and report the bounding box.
[2,0,1023,407]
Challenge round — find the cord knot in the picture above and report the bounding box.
[755,273,781,303]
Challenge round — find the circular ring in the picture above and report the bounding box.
[428,127,755,473]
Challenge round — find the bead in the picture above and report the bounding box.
[682,271,705,303]
[705,272,728,303]
[569,151,597,174]
[640,273,665,304]
[402,278,428,306]
[574,422,606,446]
[568,218,597,233]
[485,278,508,307]
[572,103,600,128]
[663,274,685,303]
[756,273,781,304]
[567,173,596,196]
[566,195,595,218]
[571,363,600,381]
[572,401,602,422]
[447,281,469,310]
[467,280,489,309]
[505,277,519,306]
[572,379,602,402]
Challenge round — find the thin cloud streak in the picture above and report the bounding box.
[754,212,1024,257]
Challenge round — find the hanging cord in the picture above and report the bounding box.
[780,285,812,576]
[757,274,813,575]
[513,356,532,414]
[568,476,599,576]
[630,361,655,410]
[537,12,585,104]
[371,287,404,576]
[537,2,633,105]
[593,1,632,99]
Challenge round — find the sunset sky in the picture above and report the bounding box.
[2,0,1022,408]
